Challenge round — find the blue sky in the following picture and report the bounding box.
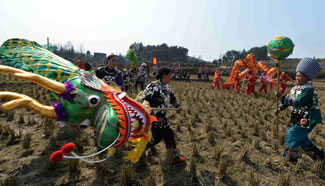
[0,0,324,61]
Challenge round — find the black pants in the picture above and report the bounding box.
[124,84,129,91]
[147,123,177,149]
[135,81,145,90]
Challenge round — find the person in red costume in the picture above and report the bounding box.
[234,70,241,92]
[245,71,258,96]
[279,72,294,95]
[213,70,224,88]
[259,74,269,94]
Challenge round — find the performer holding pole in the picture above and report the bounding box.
[275,58,323,162]
[138,67,186,166]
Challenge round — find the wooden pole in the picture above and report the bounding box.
[276,60,280,135]
[151,108,177,111]
[47,37,49,49]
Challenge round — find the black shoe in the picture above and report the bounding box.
[304,143,324,161]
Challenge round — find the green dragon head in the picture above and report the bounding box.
[0,38,154,163]
[0,65,154,162]
[53,71,152,148]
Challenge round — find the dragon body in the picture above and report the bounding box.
[222,53,278,90]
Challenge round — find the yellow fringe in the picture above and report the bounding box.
[123,131,152,163]
[107,147,115,157]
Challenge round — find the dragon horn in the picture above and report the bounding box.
[0,91,57,119]
[0,65,66,94]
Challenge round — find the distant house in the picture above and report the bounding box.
[93,52,107,62]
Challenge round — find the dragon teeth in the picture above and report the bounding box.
[117,92,126,99]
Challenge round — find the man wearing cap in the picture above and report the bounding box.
[275,58,323,162]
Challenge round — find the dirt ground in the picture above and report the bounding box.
[1,76,325,186]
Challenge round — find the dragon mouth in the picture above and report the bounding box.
[115,92,150,138]
[124,102,145,132]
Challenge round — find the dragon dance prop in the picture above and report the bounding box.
[125,49,138,68]
[267,36,294,133]
[0,38,157,163]
[222,53,278,90]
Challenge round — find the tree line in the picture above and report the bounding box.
[213,46,269,66]
[51,42,192,66]
[129,42,189,62]
[51,41,270,68]
[52,42,91,62]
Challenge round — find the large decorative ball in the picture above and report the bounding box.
[267,36,294,61]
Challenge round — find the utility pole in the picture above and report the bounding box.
[47,37,49,49]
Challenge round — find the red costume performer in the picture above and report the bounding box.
[213,70,224,88]
[234,71,241,92]
[259,74,268,94]
[245,72,258,96]
[279,72,294,94]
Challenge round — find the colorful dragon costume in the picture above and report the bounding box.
[222,53,277,90]
[0,38,156,163]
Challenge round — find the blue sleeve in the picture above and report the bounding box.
[116,72,123,88]
[279,96,289,111]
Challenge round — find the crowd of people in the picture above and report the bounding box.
[79,54,323,165]
[173,69,190,80]
[198,69,210,82]
[79,54,150,92]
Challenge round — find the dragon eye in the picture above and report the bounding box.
[88,95,101,107]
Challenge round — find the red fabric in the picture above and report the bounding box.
[259,82,268,93]
[61,143,75,154]
[234,82,241,92]
[280,84,286,94]
[213,80,220,88]
[50,150,64,162]
[213,71,223,88]
[171,155,186,165]
[77,60,86,69]
[270,80,275,90]
[234,72,241,92]
[279,72,294,94]
[151,115,158,123]
[245,73,257,96]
